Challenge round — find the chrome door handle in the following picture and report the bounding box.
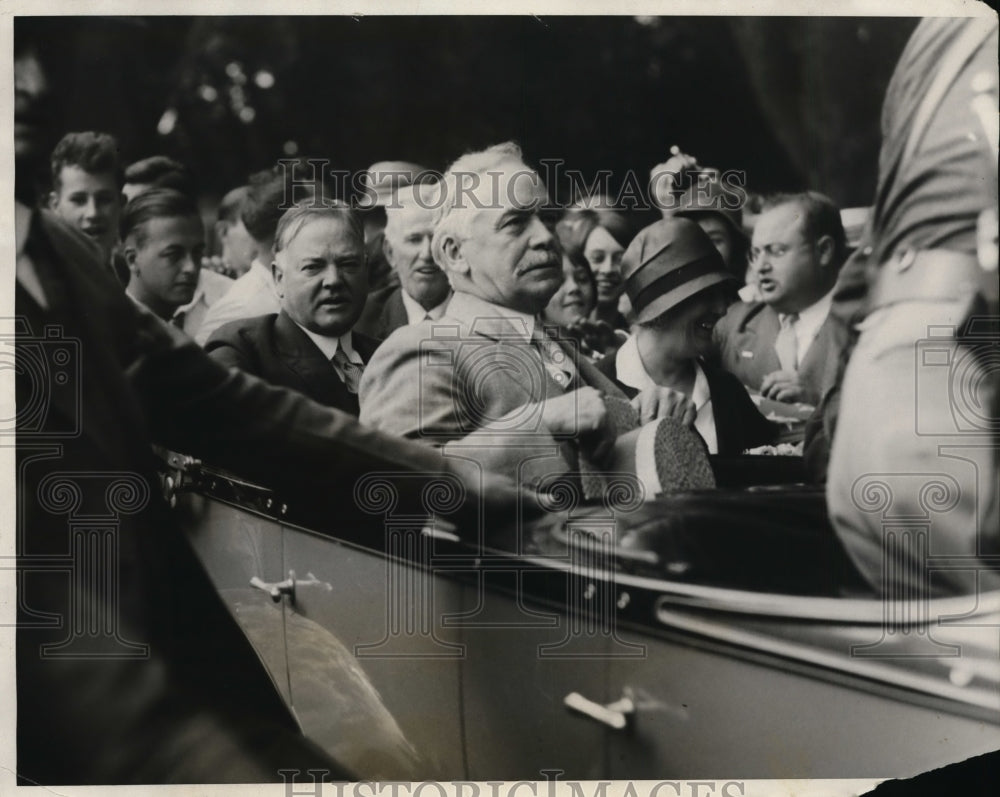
[250,570,296,604]
[564,691,635,730]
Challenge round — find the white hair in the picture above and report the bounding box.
[430,141,525,268]
[383,181,442,241]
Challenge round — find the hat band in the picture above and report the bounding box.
[628,255,725,315]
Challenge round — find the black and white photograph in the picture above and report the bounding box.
[4,1,999,794]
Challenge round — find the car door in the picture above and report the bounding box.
[606,581,1000,779]
[177,486,292,707]
[282,521,466,779]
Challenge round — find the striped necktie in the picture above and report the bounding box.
[331,348,365,393]
[774,312,800,372]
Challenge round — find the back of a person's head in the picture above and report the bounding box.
[218,185,250,225]
[51,131,124,189]
[124,155,196,198]
[761,190,847,264]
[120,187,200,246]
[241,168,292,244]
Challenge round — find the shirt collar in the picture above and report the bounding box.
[400,287,452,325]
[616,334,711,412]
[792,286,835,339]
[614,334,659,392]
[293,320,361,363]
[445,291,536,342]
[690,361,711,411]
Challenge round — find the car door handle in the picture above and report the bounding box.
[564,691,635,730]
[250,570,296,604]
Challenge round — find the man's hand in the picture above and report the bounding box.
[631,385,697,427]
[760,370,805,403]
[538,386,608,436]
[649,146,700,214]
[538,387,616,465]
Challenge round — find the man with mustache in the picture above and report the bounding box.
[360,143,713,489]
[122,188,206,323]
[205,204,378,415]
[48,131,125,277]
[355,181,453,339]
[713,191,846,406]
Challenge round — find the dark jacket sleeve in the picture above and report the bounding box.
[120,298,449,495]
[203,320,259,373]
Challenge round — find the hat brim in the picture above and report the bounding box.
[634,271,737,325]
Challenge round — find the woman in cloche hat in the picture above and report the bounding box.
[596,217,777,455]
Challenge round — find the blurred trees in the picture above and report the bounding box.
[17,15,918,207]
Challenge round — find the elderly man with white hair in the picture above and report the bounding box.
[355,181,452,339]
[359,142,714,492]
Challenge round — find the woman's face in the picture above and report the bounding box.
[651,284,730,360]
[584,225,625,307]
[543,255,596,328]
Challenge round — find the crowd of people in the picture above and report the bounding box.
[13,15,998,786]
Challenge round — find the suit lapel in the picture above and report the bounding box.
[273,311,354,409]
[742,306,782,376]
[382,288,409,336]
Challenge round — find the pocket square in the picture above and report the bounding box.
[740,350,755,359]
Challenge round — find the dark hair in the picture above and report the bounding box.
[556,221,597,295]
[273,204,365,256]
[761,191,847,265]
[120,187,201,248]
[558,207,634,254]
[51,131,124,190]
[124,155,196,198]
[217,185,249,225]
[241,169,291,244]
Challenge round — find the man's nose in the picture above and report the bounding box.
[180,253,200,274]
[418,235,433,260]
[528,215,554,247]
[83,197,100,218]
[321,264,345,286]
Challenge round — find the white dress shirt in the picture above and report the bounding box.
[174,269,234,338]
[400,288,451,324]
[194,258,280,345]
[614,334,718,454]
[294,322,362,363]
[789,287,835,363]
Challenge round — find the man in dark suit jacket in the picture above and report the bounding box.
[206,204,376,415]
[206,309,379,414]
[354,182,452,340]
[714,191,847,406]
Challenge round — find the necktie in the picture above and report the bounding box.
[532,326,578,390]
[331,348,365,393]
[774,313,800,372]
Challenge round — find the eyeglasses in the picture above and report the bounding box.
[748,240,808,265]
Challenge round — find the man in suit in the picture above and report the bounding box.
[12,31,519,784]
[713,191,846,406]
[355,182,452,340]
[359,143,711,487]
[205,204,377,415]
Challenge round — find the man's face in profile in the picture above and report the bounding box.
[457,161,562,315]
